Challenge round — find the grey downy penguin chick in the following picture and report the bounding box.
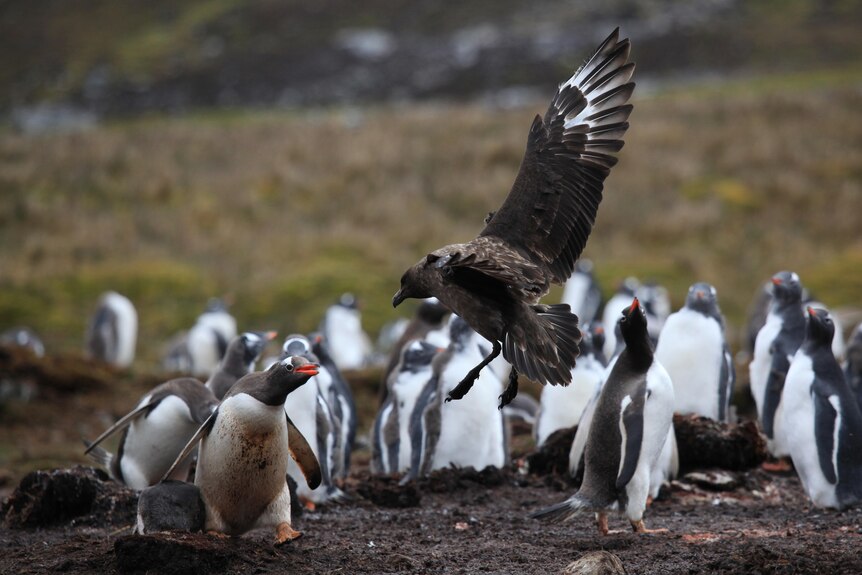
[407,316,508,480]
[162,356,322,543]
[782,308,862,509]
[280,335,344,504]
[533,297,674,534]
[749,271,806,458]
[372,339,441,474]
[311,333,358,479]
[206,331,277,400]
[136,480,206,534]
[84,378,218,490]
[655,283,734,422]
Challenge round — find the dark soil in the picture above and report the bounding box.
[2,351,862,574]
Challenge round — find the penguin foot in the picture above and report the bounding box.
[275,522,302,545]
[446,371,478,402]
[596,512,609,536]
[630,519,667,534]
[302,499,317,512]
[761,458,793,473]
[498,370,520,409]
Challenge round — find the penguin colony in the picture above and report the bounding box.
[0,28,857,545]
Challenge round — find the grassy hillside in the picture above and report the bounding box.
[2,68,862,366]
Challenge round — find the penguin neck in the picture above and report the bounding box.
[619,333,653,372]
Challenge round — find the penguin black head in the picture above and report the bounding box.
[685,282,721,319]
[588,323,606,355]
[240,331,276,366]
[805,307,835,348]
[447,315,475,351]
[619,297,650,350]
[264,355,320,401]
[338,293,358,310]
[399,340,442,373]
[281,334,313,359]
[417,297,450,325]
[770,271,803,306]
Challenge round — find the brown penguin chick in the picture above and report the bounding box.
[392,28,635,407]
[162,356,322,544]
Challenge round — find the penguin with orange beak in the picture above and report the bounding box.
[162,356,322,544]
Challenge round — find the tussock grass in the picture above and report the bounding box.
[1,73,862,365]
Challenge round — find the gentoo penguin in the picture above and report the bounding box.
[408,316,507,479]
[187,298,238,378]
[280,335,343,503]
[636,281,671,345]
[86,291,137,368]
[206,331,276,400]
[534,298,674,534]
[845,323,862,412]
[136,480,205,534]
[655,283,734,421]
[601,277,640,359]
[311,333,357,479]
[535,324,605,446]
[162,356,322,543]
[371,339,440,474]
[320,293,373,371]
[561,259,603,326]
[84,378,219,489]
[0,327,45,357]
[749,271,806,458]
[782,308,862,509]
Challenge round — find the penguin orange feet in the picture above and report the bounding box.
[630,519,668,534]
[596,512,609,536]
[275,522,302,545]
[762,458,793,473]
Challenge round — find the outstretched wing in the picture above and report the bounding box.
[480,28,635,284]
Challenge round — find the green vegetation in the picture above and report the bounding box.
[2,71,862,366]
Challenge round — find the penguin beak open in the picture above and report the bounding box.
[806,306,816,318]
[295,364,319,377]
[629,297,640,313]
[392,289,406,308]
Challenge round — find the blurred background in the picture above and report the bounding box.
[1,0,861,365]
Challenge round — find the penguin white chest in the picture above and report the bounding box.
[750,313,783,417]
[782,353,840,508]
[196,395,290,534]
[655,309,723,419]
[393,369,433,472]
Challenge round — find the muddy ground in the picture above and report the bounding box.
[2,349,862,574]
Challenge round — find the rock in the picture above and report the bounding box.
[2,466,137,528]
[526,426,578,477]
[136,481,205,534]
[561,551,626,575]
[682,470,742,492]
[673,414,768,472]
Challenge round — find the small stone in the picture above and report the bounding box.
[561,551,626,575]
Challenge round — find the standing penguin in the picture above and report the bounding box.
[782,308,862,509]
[535,324,605,446]
[321,293,373,371]
[372,339,440,474]
[561,260,603,326]
[84,378,219,489]
[187,298,238,378]
[750,271,806,458]
[533,298,674,534]
[280,335,343,503]
[206,331,276,400]
[86,291,137,368]
[409,316,508,478]
[311,333,358,479]
[655,283,734,421]
[845,323,862,413]
[162,356,322,543]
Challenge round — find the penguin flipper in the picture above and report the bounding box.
[812,387,839,485]
[286,414,322,490]
[616,392,645,491]
[160,408,219,483]
[84,400,159,454]
[762,352,791,438]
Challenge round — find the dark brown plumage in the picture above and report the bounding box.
[392,28,635,405]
